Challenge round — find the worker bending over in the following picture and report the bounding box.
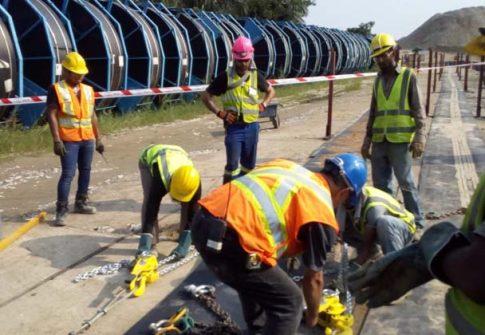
[136,144,201,260]
[191,154,367,334]
[343,185,416,266]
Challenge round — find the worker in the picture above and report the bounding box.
[191,153,367,334]
[360,33,426,229]
[201,36,275,184]
[136,144,201,260]
[45,51,104,227]
[350,26,485,335]
[343,185,416,266]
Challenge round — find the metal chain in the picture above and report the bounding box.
[425,207,466,220]
[73,246,198,283]
[184,285,241,335]
[73,260,131,283]
[70,248,199,335]
[158,247,199,276]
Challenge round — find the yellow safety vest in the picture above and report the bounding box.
[54,80,95,141]
[358,186,416,234]
[222,67,259,123]
[445,174,485,335]
[139,144,193,191]
[372,67,415,143]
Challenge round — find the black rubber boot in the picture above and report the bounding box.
[54,201,68,227]
[74,195,96,214]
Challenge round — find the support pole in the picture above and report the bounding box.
[425,49,432,116]
[464,55,470,92]
[325,49,336,139]
[433,50,437,92]
[477,56,484,117]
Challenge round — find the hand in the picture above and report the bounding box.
[95,139,105,154]
[360,137,372,159]
[348,244,431,307]
[409,141,424,158]
[259,102,266,113]
[53,141,66,157]
[216,110,237,124]
[349,221,468,308]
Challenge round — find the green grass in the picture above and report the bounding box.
[0,78,366,158]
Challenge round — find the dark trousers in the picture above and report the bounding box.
[191,209,303,335]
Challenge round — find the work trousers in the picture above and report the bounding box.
[139,162,167,235]
[374,216,414,253]
[371,141,425,228]
[191,209,303,335]
[57,140,95,202]
[224,122,259,183]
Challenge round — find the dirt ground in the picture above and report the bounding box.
[0,64,483,334]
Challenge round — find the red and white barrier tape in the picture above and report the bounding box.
[1,61,484,107]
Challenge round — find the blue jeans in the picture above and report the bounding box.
[57,140,95,203]
[371,141,425,227]
[224,122,260,182]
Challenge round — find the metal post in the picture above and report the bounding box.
[425,49,432,116]
[477,56,484,117]
[433,50,437,92]
[440,53,445,80]
[464,55,470,92]
[325,49,336,139]
[417,53,421,69]
[413,52,416,68]
[458,54,462,81]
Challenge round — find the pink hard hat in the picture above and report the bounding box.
[232,36,254,60]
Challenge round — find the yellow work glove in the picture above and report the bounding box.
[360,137,372,159]
[409,141,424,158]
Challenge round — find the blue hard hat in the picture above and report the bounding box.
[324,153,367,197]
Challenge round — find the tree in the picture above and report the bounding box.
[347,21,375,36]
[158,0,315,22]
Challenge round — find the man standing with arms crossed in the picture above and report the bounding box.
[361,33,426,229]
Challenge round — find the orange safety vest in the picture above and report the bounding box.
[54,80,95,141]
[200,159,339,266]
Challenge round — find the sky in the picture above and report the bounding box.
[305,0,485,39]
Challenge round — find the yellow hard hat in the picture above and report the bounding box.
[169,165,200,202]
[370,33,397,58]
[62,51,89,75]
[464,27,485,56]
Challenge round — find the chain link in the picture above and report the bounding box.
[73,246,198,283]
[425,207,466,220]
[184,284,241,335]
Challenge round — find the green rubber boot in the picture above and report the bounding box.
[170,230,192,259]
[136,233,154,255]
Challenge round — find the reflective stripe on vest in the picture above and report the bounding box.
[372,67,415,143]
[360,187,416,234]
[233,166,333,258]
[222,68,259,123]
[140,145,191,190]
[445,173,485,335]
[55,81,95,141]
